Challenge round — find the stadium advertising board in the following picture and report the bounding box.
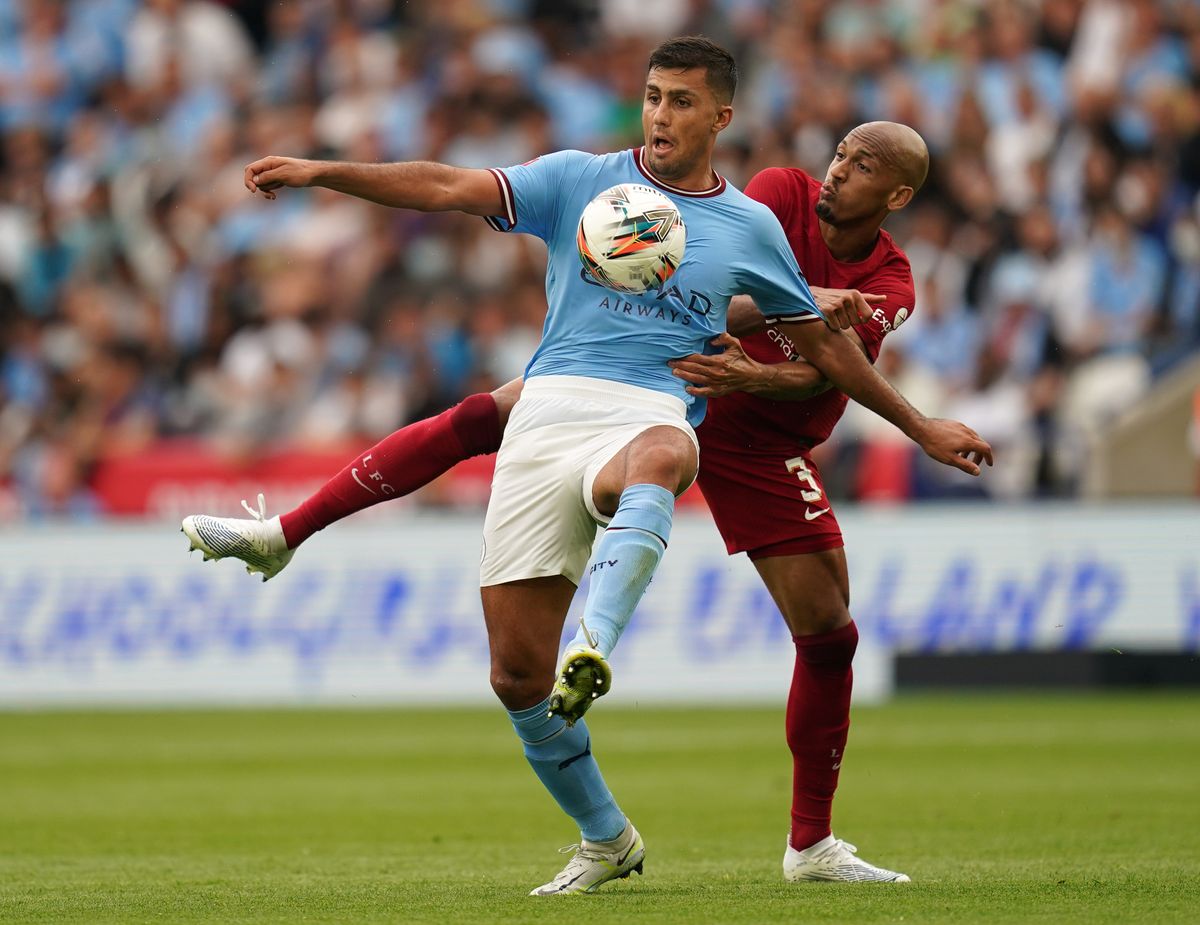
[0,505,1195,706]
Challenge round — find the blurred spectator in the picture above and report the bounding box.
[125,0,254,93]
[1,0,1199,518]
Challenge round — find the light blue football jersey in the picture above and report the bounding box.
[485,147,822,427]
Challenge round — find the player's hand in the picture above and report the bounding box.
[244,156,318,200]
[810,287,885,331]
[668,333,771,397]
[913,418,994,476]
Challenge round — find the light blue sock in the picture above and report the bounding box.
[508,699,627,842]
[573,483,675,657]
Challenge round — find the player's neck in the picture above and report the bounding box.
[818,217,883,264]
[678,165,719,192]
[643,155,718,193]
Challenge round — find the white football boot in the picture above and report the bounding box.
[547,643,612,726]
[181,493,295,582]
[783,834,911,883]
[529,821,645,896]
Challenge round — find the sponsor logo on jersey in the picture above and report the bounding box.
[586,275,716,328]
[767,326,800,361]
[596,296,694,326]
[873,306,910,333]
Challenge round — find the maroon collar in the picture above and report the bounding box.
[633,147,727,198]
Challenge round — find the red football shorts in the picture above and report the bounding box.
[696,436,844,561]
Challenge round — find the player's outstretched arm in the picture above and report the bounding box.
[728,289,883,337]
[243,156,504,215]
[783,319,994,476]
[669,332,835,401]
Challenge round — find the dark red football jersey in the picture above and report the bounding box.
[700,168,916,453]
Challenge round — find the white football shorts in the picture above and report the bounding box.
[479,375,699,587]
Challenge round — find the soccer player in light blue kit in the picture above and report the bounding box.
[230,37,977,895]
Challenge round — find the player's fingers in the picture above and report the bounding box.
[671,356,722,373]
[244,157,279,189]
[246,155,283,173]
[825,304,850,330]
[847,291,872,322]
[946,422,993,467]
[251,166,290,190]
[862,292,888,303]
[709,332,739,349]
[671,366,715,386]
[947,452,981,477]
[964,433,994,467]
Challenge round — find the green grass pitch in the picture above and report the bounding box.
[1,694,1197,924]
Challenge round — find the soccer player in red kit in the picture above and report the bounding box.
[667,121,930,882]
[184,122,986,883]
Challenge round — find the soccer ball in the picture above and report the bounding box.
[576,183,686,294]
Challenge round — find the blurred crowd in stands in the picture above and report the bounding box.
[1,0,1199,517]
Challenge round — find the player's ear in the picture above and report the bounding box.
[887,185,914,212]
[713,104,733,133]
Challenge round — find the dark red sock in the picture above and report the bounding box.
[787,621,858,852]
[279,393,502,548]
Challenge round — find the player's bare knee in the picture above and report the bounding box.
[625,427,697,494]
[489,665,549,711]
[488,646,553,710]
[591,427,696,515]
[786,600,851,637]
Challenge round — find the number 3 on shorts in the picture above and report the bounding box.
[785,455,823,504]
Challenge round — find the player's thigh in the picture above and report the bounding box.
[696,441,849,634]
[482,575,577,708]
[490,377,524,429]
[752,547,851,637]
[589,424,699,516]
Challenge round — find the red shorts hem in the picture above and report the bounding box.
[746,533,845,561]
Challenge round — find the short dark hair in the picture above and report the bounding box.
[648,36,738,104]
